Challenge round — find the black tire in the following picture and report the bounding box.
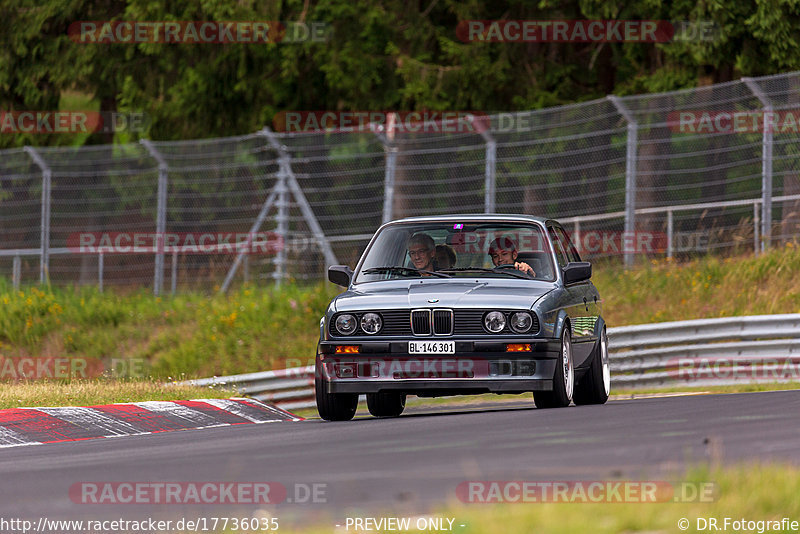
[315,361,358,421]
[367,392,406,417]
[573,326,610,405]
[533,326,574,409]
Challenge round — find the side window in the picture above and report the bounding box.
[554,226,581,263]
[547,226,569,268]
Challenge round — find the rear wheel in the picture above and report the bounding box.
[315,361,358,421]
[573,326,610,405]
[533,327,574,408]
[367,392,406,417]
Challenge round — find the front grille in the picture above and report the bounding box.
[411,310,431,335]
[382,311,412,335]
[433,309,453,335]
[331,309,538,337]
[454,310,488,335]
[455,310,540,335]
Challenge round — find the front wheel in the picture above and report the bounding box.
[367,392,406,417]
[315,361,358,421]
[533,327,574,408]
[573,326,610,405]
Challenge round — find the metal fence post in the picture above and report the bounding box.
[467,114,496,213]
[258,133,290,287]
[274,165,289,286]
[608,96,638,268]
[474,117,496,214]
[140,139,168,296]
[743,78,773,252]
[24,147,51,284]
[98,252,104,292]
[258,127,339,286]
[171,250,178,295]
[372,124,397,224]
[753,201,760,256]
[12,255,21,290]
[667,209,674,259]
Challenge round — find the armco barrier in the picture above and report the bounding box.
[182,366,316,410]
[609,314,800,387]
[180,314,800,409]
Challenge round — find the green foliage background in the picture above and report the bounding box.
[2,0,800,147]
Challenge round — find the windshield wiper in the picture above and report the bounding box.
[438,267,531,280]
[362,266,451,278]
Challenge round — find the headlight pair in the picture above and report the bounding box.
[334,313,382,335]
[484,311,534,334]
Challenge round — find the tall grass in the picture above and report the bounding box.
[593,244,800,326]
[0,279,339,379]
[0,381,218,410]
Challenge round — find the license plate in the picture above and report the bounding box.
[408,341,455,354]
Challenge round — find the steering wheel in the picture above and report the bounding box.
[493,263,534,278]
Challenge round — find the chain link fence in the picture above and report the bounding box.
[2,71,800,292]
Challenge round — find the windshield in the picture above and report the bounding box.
[355,221,556,283]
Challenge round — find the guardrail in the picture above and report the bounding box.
[609,314,800,387]
[181,366,317,411]
[180,314,800,410]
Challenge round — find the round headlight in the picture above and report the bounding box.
[360,312,382,334]
[510,312,533,333]
[335,314,357,335]
[484,311,506,333]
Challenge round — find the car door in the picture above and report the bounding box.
[548,224,595,367]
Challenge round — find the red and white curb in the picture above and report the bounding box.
[0,398,302,448]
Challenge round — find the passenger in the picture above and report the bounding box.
[488,237,535,276]
[435,244,457,270]
[407,233,436,272]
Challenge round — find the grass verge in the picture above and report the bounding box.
[295,464,799,533]
[0,380,221,410]
[592,244,800,325]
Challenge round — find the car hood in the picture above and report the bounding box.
[334,280,555,312]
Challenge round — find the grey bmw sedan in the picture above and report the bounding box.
[315,215,610,421]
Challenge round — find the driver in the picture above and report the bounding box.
[407,233,437,273]
[488,236,535,276]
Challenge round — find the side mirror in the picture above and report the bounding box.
[328,265,353,287]
[562,262,592,284]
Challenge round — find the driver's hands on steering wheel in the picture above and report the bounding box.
[495,262,535,277]
[514,261,534,276]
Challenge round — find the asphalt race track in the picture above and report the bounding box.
[1,390,799,528]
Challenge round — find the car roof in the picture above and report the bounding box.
[388,214,551,224]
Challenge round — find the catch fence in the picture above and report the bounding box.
[3,72,800,292]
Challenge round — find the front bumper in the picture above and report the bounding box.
[317,338,560,395]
